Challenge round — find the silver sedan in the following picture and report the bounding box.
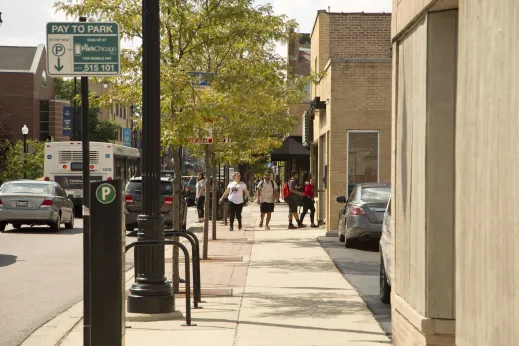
[0,180,75,232]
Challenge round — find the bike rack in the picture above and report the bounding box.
[125,240,195,326]
[164,230,203,307]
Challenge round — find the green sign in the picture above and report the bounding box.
[96,184,116,204]
[46,22,120,77]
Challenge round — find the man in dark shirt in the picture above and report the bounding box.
[286,170,305,229]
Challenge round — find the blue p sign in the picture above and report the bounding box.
[52,44,65,57]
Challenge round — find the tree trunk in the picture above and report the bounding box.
[212,159,217,240]
[203,144,210,260]
[172,148,181,293]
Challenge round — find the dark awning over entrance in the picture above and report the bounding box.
[270,136,310,161]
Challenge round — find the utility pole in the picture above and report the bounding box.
[127,0,174,314]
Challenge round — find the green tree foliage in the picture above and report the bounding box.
[53,78,121,142]
[55,0,309,164]
[0,105,12,174]
[0,140,45,181]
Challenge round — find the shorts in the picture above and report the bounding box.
[260,202,275,213]
[286,195,299,213]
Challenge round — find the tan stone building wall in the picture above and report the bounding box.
[310,11,392,230]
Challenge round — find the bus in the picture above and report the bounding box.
[43,141,140,214]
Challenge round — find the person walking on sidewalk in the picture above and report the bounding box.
[256,171,278,230]
[220,172,249,231]
[274,175,281,203]
[195,172,206,223]
[282,170,305,229]
[299,171,321,228]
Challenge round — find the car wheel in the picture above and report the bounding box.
[65,213,75,229]
[339,230,345,242]
[50,214,61,232]
[0,222,6,232]
[12,223,22,229]
[126,225,135,232]
[380,253,391,304]
[345,237,357,249]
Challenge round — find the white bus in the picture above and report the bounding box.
[43,141,140,213]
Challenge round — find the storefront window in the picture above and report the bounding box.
[347,131,379,184]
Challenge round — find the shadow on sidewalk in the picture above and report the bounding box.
[254,237,323,248]
[242,291,368,319]
[248,258,336,273]
[193,317,388,337]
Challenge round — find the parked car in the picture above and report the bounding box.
[0,180,75,232]
[379,196,392,304]
[124,176,188,232]
[183,176,197,207]
[336,183,391,248]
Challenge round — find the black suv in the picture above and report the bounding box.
[183,176,197,207]
[124,176,188,232]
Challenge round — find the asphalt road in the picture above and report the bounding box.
[318,234,392,336]
[0,207,198,346]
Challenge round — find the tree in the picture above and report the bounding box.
[0,104,12,175]
[53,78,121,142]
[55,0,309,261]
[0,140,45,182]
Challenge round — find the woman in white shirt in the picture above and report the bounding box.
[220,172,249,231]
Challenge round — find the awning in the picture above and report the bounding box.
[270,136,310,161]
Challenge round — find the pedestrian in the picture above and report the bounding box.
[256,171,278,230]
[299,171,321,228]
[195,172,206,223]
[274,175,281,203]
[282,170,305,229]
[220,172,249,231]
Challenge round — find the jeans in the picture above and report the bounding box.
[299,196,315,225]
[196,196,205,219]
[228,201,244,229]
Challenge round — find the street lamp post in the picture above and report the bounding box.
[21,125,28,179]
[127,0,174,313]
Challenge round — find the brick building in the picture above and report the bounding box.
[390,1,519,345]
[309,11,392,229]
[0,45,69,142]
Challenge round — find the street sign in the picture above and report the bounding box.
[188,138,213,144]
[95,183,116,204]
[63,106,73,136]
[187,72,214,90]
[46,22,120,77]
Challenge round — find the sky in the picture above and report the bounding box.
[0,0,392,56]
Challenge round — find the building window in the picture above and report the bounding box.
[119,128,123,141]
[39,101,50,141]
[347,131,379,185]
[123,107,126,119]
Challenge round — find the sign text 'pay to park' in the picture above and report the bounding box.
[46,22,120,77]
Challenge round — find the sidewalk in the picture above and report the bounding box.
[22,204,390,346]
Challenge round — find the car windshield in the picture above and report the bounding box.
[182,177,190,183]
[360,186,391,202]
[3,182,52,195]
[188,177,197,185]
[126,181,173,195]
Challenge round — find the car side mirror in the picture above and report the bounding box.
[336,196,347,203]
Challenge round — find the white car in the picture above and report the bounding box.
[379,196,392,304]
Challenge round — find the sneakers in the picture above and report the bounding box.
[259,221,263,228]
[288,224,297,229]
[298,224,306,229]
[265,225,270,230]
[311,224,319,228]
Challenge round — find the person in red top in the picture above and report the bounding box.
[299,171,321,228]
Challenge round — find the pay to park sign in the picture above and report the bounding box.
[46,22,120,77]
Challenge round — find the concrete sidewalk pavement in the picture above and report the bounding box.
[22,203,390,346]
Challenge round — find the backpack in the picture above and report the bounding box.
[282,181,291,198]
[259,180,274,190]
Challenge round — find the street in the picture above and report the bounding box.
[0,208,198,346]
[318,235,392,336]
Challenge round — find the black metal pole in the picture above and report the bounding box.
[73,77,77,140]
[127,0,174,314]
[79,16,91,346]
